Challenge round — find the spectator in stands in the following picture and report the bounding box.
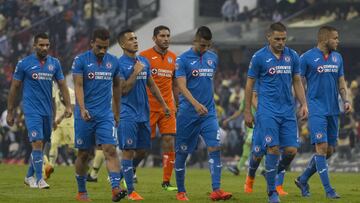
[221,0,239,22]
[346,6,359,21]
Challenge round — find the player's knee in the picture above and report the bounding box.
[327,146,335,158]
[207,146,221,152]
[252,154,263,162]
[31,140,43,150]
[162,135,175,150]
[315,142,328,155]
[102,146,117,158]
[267,146,280,155]
[283,147,297,156]
[123,149,135,159]
[77,150,91,162]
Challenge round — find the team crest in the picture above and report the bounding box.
[167,57,173,64]
[76,138,83,145]
[192,69,199,77]
[106,62,112,69]
[207,59,213,66]
[332,55,337,63]
[48,65,54,71]
[88,72,95,79]
[31,130,37,137]
[32,73,39,80]
[284,56,291,62]
[151,68,158,75]
[180,144,187,151]
[265,136,272,143]
[317,66,324,73]
[126,138,133,145]
[316,133,323,139]
[268,67,276,75]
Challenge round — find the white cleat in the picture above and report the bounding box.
[24,176,38,188]
[37,178,50,189]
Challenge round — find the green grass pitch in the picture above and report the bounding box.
[0,164,359,202]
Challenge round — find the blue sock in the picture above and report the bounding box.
[76,174,87,193]
[248,153,262,178]
[275,154,294,186]
[265,153,279,193]
[26,154,35,178]
[122,159,134,194]
[31,150,43,182]
[108,172,121,189]
[299,155,317,183]
[315,154,333,193]
[175,152,188,193]
[208,150,222,191]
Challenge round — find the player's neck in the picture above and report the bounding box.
[269,46,282,59]
[153,46,167,56]
[317,44,330,56]
[124,50,136,58]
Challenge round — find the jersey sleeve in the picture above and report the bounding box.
[175,57,186,78]
[299,53,307,77]
[13,60,25,81]
[71,56,83,75]
[118,59,126,80]
[247,54,260,79]
[54,59,65,81]
[338,54,344,78]
[113,59,121,78]
[292,51,300,75]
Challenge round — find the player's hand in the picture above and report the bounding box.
[80,108,91,121]
[194,102,208,116]
[163,105,171,118]
[114,115,120,127]
[244,110,254,128]
[64,106,72,118]
[344,101,352,114]
[6,111,14,126]
[133,61,145,75]
[298,104,308,121]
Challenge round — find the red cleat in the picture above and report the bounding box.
[75,192,92,202]
[176,192,189,201]
[244,175,255,194]
[209,189,232,201]
[128,191,144,201]
[276,185,288,196]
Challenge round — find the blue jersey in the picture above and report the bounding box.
[119,55,151,122]
[13,53,64,116]
[72,50,120,118]
[300,47,344,116]
[175,48,218,116]
[248,46,300,116]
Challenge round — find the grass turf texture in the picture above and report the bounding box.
[0,164,359,203]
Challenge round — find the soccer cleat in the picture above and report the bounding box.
[24,176,38,188]
[76,192,92,202]
[268,191,280,203]
[326,189,340,199]
[227,165,240,176]
[294,177,310,197]
[276,185,288,196]
[128,191,144,201]
[209,189,232,201]
[176,192,189,201]
[244,175,255,193]
[44,164,54,180]
[38,178,50,189]
[112,188,127,202]
[162,182,178,191]
[86,174,98,182]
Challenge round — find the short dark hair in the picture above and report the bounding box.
[153,25,170,37]
[92,28,110,41]
[34,32,49,43]
[195,26,212,41]
[318,25,338,41]
[117,28,134,43]
[267,22,287,34]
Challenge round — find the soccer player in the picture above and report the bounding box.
[6,32,72,189]
[116,29,171,200]
[295,26,351,199]
[244,22,308,203]
[137,25,178,191]
[72,28,126,202]
[44,85,76,179]
[174,26,232,201]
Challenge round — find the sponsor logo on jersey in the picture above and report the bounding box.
[268,66,291,75]
[316,65,338,73]
[151,68,158,75]
[268,67,276,75]
[88,72,95,79]
[317,66,324,73]
[32,73,39,79]
[192,69,199,77]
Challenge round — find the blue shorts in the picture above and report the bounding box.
[74,113,117,149]
[308,115,338,146]
[24,114,52,143]
[176,113,220,154]
[251,125,266,157]
[117,120,151,150]
[256,114,299,149]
